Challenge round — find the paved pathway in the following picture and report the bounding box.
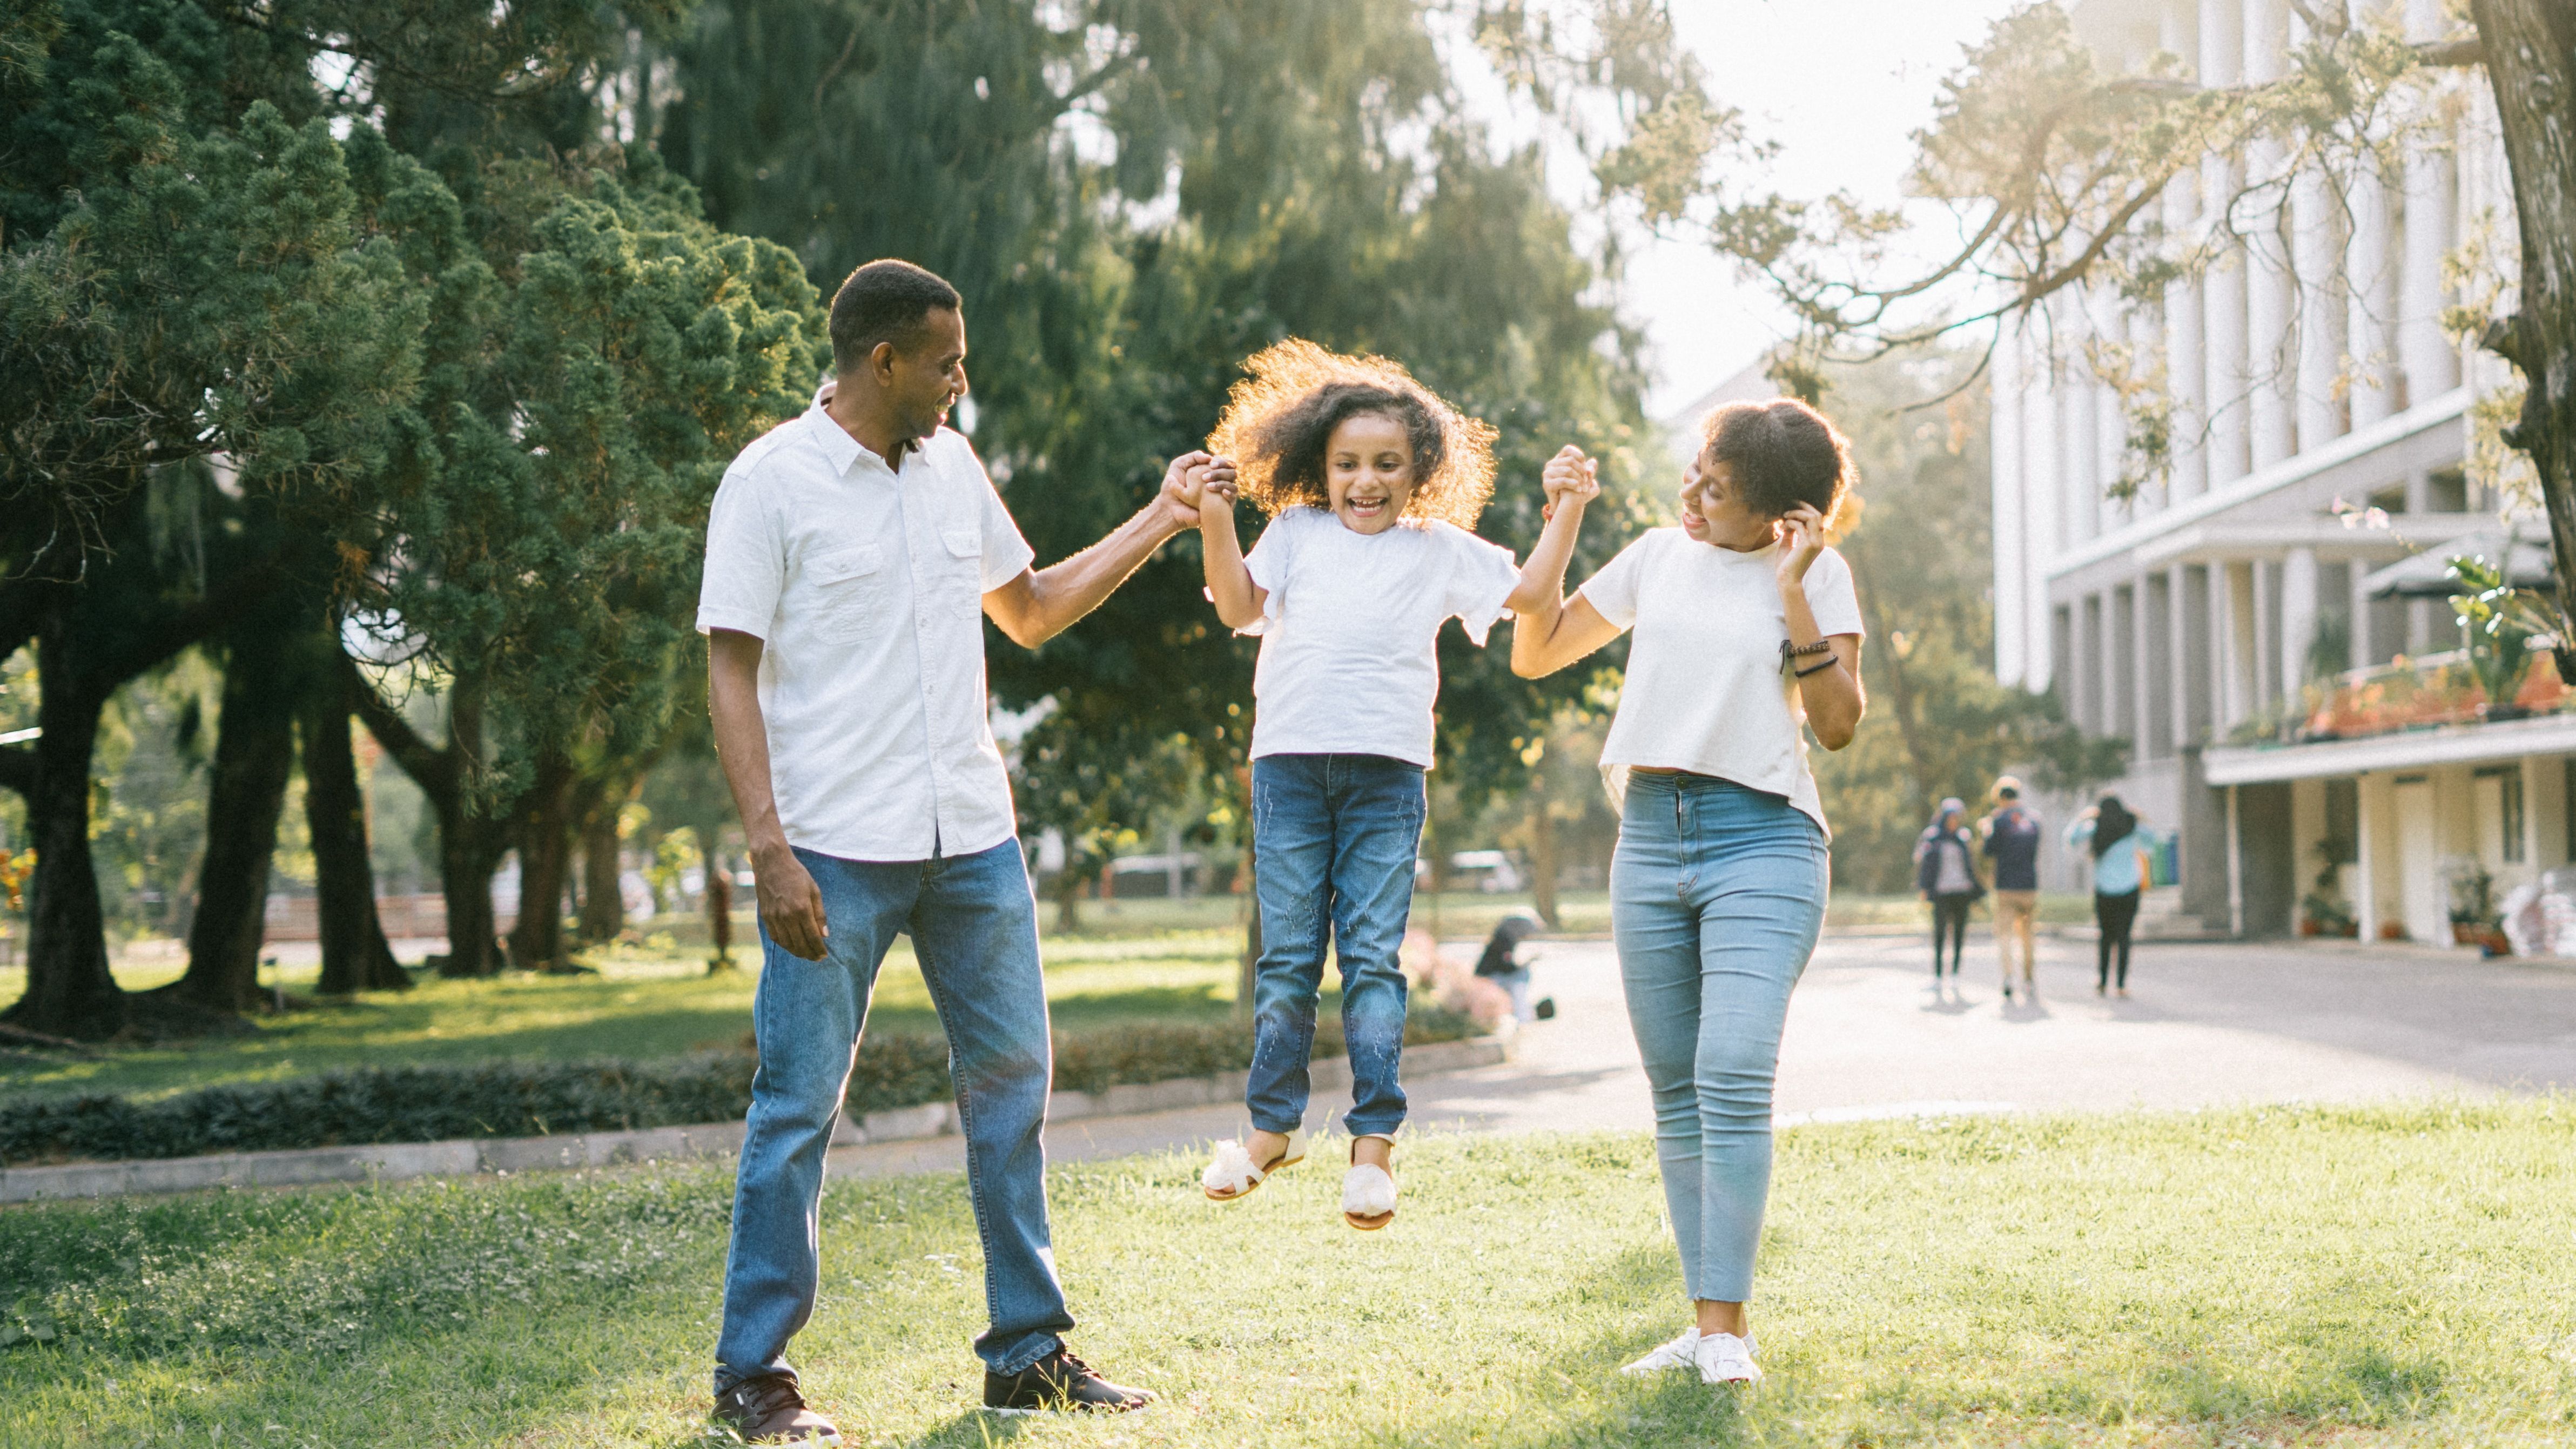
[828,931,2576,1179]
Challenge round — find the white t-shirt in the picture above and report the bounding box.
[1237,506,1522,766]
[1577,527,1865,835]
[696,409,1035,861]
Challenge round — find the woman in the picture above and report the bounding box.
[2066,795,2154,996]
[1510,399,1864,1387]
[1914,798,1982,985]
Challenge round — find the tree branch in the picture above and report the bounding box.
[2412,35,2487,68]
[348,656,455,797]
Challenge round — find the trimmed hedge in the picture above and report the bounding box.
[1,1007,1478,1167]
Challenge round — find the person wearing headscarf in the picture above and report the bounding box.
[1913,798,1982,983]
[2066,794,2155,996]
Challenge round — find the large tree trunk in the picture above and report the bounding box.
[170,622,298,1015]
[577,794,624,943]
[435,792,506,978]
[2469,2,2576,661]
[1,620,123,1039]
[508,750,577,971]
[302,656,409,995]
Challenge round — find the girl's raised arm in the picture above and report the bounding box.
[1196,460,1266,630]
[1510,446,1622,678]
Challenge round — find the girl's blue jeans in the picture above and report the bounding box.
[715,840,1071,1392]
[1246,752,1425,1139]
[1611,772,1828,1304]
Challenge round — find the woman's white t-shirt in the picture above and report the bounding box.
[1239,506,1522,766]
[1577,527,1865,835]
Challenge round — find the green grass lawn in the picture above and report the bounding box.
[0,935,1246,1103]
[5,1101,2572,1447]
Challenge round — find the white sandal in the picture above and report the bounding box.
[1201,1128,1306,1202]
[1341,1135,1397,1230]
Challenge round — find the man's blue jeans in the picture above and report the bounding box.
[714,840,1070,1392]
[1246,753,1424,1140]
[1610,772,1828,1305]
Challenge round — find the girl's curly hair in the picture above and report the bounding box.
[1207,339,1497,530]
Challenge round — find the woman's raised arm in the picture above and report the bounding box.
[1511,447,1624,677]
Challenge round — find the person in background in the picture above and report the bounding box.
[1980,776,2043,1002]
[2066,795,2155,997]
[1913,798,1981,988]
[1474,911,1552,1022]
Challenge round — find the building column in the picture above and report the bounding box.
[2171,562,2201,747]
[2346,153,2398,428]
[2398,131,2458,408]
[2023,324,2061,693]
[1993,335,2028,685]
[2291,167,2346,451]
[2243,0,2296,469]
[2353,771,2381,940]
[2163,0,2209,498]
[2200,0,2251,486]
[2281,547,2320,700]
[2348,554,2375,675]
[2222,561,2258,727]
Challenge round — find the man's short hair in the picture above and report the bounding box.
[830,260,961,374]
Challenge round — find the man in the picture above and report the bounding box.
[697,258,1225,1441]
[1980,775,2044,1000]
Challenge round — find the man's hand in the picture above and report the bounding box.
[1154,450,1237,536]
[751,843,829,961]
[1542,444,1599,515]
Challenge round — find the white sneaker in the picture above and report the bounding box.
[1618,1326,1699,1376]
[1694,1331,1762,1384]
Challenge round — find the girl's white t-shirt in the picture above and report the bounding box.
[1577,527,1865,835]
[1239,506,1522,766]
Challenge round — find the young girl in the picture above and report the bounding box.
[1192,340,1592,1228]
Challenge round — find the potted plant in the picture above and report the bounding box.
[2299,840,2356,938]
[2447,554,2555,722]
[2444,858,2508,954]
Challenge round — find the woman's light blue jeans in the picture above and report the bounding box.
[1611,772,1828,1304]
[715,840,1072,1392]
[1246,752,1425,1139]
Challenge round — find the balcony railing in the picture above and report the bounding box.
[2280,647,2572,745]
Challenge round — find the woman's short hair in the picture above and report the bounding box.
[1699,397,1855,524]
[1207,340,1497,530]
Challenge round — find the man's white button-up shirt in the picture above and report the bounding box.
[697,407,1035,862]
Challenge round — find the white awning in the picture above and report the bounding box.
[2359,529,2553,598]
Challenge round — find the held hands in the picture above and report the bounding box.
[1774,503,1827,588]
[1155,450,1240,535]
[1541,444,1599,520]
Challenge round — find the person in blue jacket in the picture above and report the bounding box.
[1913,798,1982,985]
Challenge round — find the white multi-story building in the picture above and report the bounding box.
[1990,0,2541,941]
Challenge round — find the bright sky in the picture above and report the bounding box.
[1620,0,2028,418]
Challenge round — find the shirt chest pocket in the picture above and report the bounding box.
[805,545,887,641]
[937,528,984,596]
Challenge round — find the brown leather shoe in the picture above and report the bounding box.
[982,1347,1154,1414]
[713,1372,840,1445]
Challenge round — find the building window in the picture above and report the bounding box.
[2429,466,2470,514]
[2477,765,2525,864]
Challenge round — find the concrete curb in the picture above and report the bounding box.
[0,1036,1510,1205]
